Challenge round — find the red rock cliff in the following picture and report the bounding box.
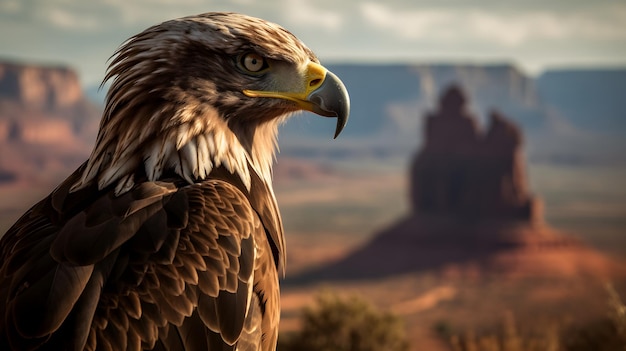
[0,60,101,183]
[0,62,83,110]
[410,85,541,221]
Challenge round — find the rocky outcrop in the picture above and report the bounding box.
[410,85,541,221]
[0,60,101,184]
[0,60,100,141]
[288,84,625,283]
[0,62,83,110]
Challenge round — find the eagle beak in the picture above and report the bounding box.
[243,62,350,139]
[307,69,350,139]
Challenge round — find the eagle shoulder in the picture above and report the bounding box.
[0,170,279,351]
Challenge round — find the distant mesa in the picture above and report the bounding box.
[288,85,626,284]
[0,60,100,141]
[0,61,83,110]
[0,59,101,184]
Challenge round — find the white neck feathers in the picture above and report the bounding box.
[72,106,280,195]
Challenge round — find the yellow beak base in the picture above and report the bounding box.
[243,62,350,138]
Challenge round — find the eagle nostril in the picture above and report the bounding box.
[309,78,322,87]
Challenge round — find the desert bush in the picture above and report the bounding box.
[445,311,559,351]
[443,285,626,351]
[608,284,626,346]
[278,290,410,351]
[562,284,626,351]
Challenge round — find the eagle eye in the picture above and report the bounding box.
[239,53,268,73]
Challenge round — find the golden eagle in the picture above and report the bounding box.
[0,12,349,351]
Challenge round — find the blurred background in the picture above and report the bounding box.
[1,1,625,350]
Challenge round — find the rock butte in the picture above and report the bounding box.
[290,85,626,282]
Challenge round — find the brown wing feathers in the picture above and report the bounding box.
[49,182,179,266]
[0,172,272,350]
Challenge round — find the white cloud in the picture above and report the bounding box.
[284,0,343,32]
[46,8,101,30]
[361,3,453,40]
[464,11,568,46]
[2,0,625,86]
[360,2,626,47]
[0,0,21,13]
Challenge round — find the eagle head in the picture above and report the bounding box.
[73,12,350,194]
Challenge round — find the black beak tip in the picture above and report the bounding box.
[307,70,350,139]
[325,71,350,139]
[333,112,348,139]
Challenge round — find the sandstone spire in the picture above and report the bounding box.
[410,85,541,221]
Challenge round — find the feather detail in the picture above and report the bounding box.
[176,124,190,150]
[177,143,197,184]
[115,175,135,196]
[11,262,94,338]
[145,140,174,181]
[98,156,138,191]
[196,134,212,179]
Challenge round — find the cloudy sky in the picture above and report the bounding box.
[1,0,625,86]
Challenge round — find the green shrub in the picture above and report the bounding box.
[278,290,410,351]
